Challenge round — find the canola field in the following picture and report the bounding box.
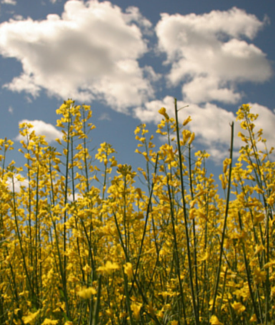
[0,100,274,324]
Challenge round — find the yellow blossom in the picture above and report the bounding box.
[22,310,40,324]
[41,319,59,325]
[131,301,142,319]
[210,315,223,325]
[231,301,246,314]
[82,264,92,274]
[182,116,192,126]
[188,132,195,145]
[158,107,169,120]
[123,262,133,280]
[97,261,120,276]
[77,287,97,299]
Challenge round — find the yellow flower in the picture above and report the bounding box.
[170,321,178,325]
[182,116,192,126]
[240,121,247,130]
[188,132,195,145]
[189,208,197,220]
[134,126,141,134]
[158,107,169,120]
[41,319,59,325]
[77,287,97,299]
[254,244,265,255]
[242,103,250,111]
[22,310,40,324]
[200,251,210,262]
[249,314,257,322]
[223,158,231,173]
[97,261,120,276]
[264,260,275,269]
[210,315,223,325]
[231,301,246,314]
[182,129,191,146]
[123,262,133,280]
[131,301,142,319]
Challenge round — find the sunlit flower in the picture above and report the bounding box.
[123,262,133,280]
[77,287,97,299]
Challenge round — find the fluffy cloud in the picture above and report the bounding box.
[135,96,234,146]
[1,0,16,5]
[6,174,29,193]
[16,119,63,143]
[134,96,275,161]
[134,8,274,162]
[156,7,272,104]
[68,193,83,202]
[0,0,154,111]
[245,103,275,149]
[98,113,111,121]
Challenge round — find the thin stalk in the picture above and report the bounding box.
[82,108,90,194]
[131,154,158,290]
[11,174,35,306]
[34,147,40,306]
[123,272,134,325]
[188,144,199,313]
[49,210,71,321]
[264,210,270,324]
[91,275,102,325]
[167,174,187,325]
[49,159,71,321]
[174,98,199,325]
[26,141,33,278]
[238,211,262,324]
[63,113,71,273]
[211,122,234,315]
[70,138,85,283]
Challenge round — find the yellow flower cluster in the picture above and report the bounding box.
[0,101,274,324]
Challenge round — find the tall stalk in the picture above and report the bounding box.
[238,211,262,323]
[174,98,199,325]
[188,144,199,313]
[166,174,187,324]
[211,122,234,315]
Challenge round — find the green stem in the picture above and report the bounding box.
[167,173,187,325]
[211,122,234,315]
[174,98,199,325]
[188,144,200,313]
[238,211,262,324]
[91,275,102,325]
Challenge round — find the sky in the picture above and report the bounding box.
[0,0,274,192]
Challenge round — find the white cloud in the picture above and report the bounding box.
[68,193,83,202]
[181,76,241,104]
[12,15,23,20]
[8,106,13,114]
[244,103,275,151]
[16,119,63,143]
[134,96,275,161]
[156,7,272,104]
[0,0,154,112]
[124,6,153,36]
[98,113,111,121]
[4,74,40,97]
[135,96,235,145]
[1,0,16,5]
[6,173,29,193]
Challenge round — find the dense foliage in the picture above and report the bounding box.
[0,100,274,324]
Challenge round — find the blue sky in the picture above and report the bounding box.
[0,0,274,191]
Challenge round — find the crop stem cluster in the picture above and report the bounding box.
[0,100,274,325]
